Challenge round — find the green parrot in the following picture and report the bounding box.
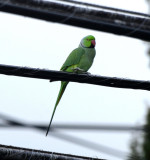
[46,35,96,136]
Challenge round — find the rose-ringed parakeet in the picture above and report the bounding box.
[46,35,96,136]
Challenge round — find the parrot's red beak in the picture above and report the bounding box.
[91,40,96,47]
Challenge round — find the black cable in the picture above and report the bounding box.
[0,0,150,41]
[58,0,150,18]
[0,114,127,159]
[0,144,105,160]
[0,64,150,91]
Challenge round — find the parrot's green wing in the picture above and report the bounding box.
[61,47,85,71]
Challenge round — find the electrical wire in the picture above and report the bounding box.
[57,0,150,18]
[0,64,150,91]
[0,144,104,160]
[0,0,150,41]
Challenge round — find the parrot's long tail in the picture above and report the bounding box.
[46,81,69,136]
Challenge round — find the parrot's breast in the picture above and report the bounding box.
[78,48,96,72]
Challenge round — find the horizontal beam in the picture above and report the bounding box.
[0,0,150,41]
[0,64,150,91]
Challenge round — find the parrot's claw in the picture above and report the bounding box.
[72,67,84,73]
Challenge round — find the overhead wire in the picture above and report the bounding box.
[0,113,149,132]
[0,0,150,40]
[0,144,104,160]
[57,0,150,18]
[0,113,129,159]
[50,130,127,159]
[0,64,150,91]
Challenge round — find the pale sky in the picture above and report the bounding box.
[0,0,150,160]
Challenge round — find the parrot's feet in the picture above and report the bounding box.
[72,67,84,73]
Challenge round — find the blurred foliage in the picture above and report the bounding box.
[127,136,143,160]
[127,108,150,160]
[143,108,150,160]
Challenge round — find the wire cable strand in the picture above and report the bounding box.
[58,0,150,18]
[0,0,150,41]
[0,64,150,91]
[0,113,132,159]
[0,144,105,160]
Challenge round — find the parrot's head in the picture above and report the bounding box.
[80,35,96,48]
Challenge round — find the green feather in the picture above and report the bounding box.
[61,47,85,71]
